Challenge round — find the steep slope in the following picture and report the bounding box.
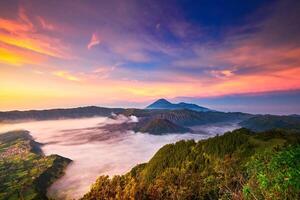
[146,99,211,112]
[0,130,71,200]
[146,99,173,109]
[82,128,300,200]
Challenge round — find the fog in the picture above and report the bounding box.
[0,117,239,199]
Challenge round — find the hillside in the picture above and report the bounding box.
[146,99,211,112]
[82,128,300,200]
[240,115,300,131]
[0,131,71,200]
[139,118,191,135]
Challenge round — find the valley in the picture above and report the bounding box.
[0,100,299,199]
[0,115,241,199]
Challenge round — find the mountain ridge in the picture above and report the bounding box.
[0,106,124,122]
[146,98,211,112]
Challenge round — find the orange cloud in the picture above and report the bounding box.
[216,41,300,73]
[1,64,299,111]
[0,44,45,66]
[0,48,26,66]
[0,6,71,65]
[192,67,300,97]
[0,18,31,33]
[0,33,69,58]
[53,70,81,82]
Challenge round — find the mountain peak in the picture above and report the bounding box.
[146,99,212,112]
[154,98,171,104]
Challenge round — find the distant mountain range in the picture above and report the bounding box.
[239,114,300,132]
[0,106,123,122]
[1,99,300,134]
[107,108,252,135]
[146,98,211,112]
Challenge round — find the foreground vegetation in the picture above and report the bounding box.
[0,131,71,200]
[82,128,300,200]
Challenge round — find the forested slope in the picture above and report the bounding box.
[82,128,300,200]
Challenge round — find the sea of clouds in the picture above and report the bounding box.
[0,116,239,199]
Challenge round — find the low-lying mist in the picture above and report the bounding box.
[0,116,239,199]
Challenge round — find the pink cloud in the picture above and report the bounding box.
[37,16,55,30]
[87,33,101,49]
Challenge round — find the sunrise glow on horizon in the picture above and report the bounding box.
[1,0,300,113]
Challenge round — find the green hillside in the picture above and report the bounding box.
[0,131,71,200]
[82,128,300,200]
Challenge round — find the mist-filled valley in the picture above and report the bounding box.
[0,116,240,199]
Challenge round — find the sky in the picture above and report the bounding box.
[0,0,300,114]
